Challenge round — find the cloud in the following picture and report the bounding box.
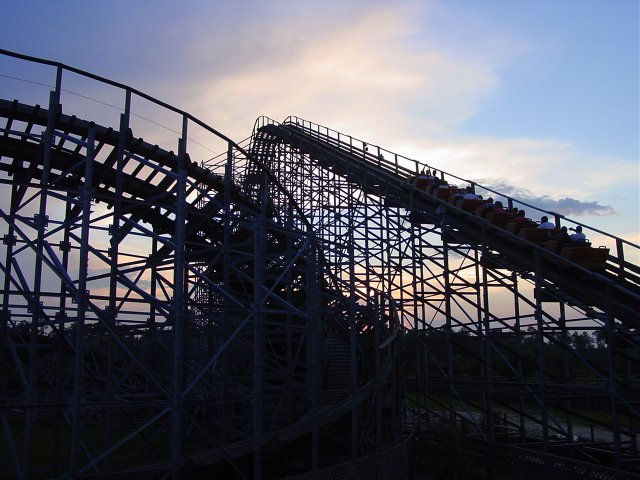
[3,1,634,239]
[161,1,519,145]
[391,133,639,205]
[132,0,632,207]
[475,179,616,217]
[153,1,633,228]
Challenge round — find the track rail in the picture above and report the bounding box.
[254,117,640,329]
[0,48,401,479]
[250,115,640,473]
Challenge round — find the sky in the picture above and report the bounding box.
[0,0,638,245]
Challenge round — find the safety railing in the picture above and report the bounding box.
[0,49,320,242]
[254,115,640,291]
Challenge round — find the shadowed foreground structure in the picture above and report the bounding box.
[0,50,638,479]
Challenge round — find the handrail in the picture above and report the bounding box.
[251,117,640,327]
[0,49,318,241]
[0,48,236,147]
[271,115,639,280]
[280,115,639,248]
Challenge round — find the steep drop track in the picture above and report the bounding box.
[250,116,640,474]
[256,121,640,327]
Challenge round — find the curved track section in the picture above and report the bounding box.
[0,50,400,480]
[251,116,640,473]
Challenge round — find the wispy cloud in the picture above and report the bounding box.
[4,0,634,236]
[393,134,639,201]
[154,0,634,232]
[166,2,517,143]
[141,2,631,203]
[476,179,616,217]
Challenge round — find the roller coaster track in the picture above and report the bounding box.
[253,118,640,327]
[250,116,640,474]
[0,50,401,479]
[0,48,638,479]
